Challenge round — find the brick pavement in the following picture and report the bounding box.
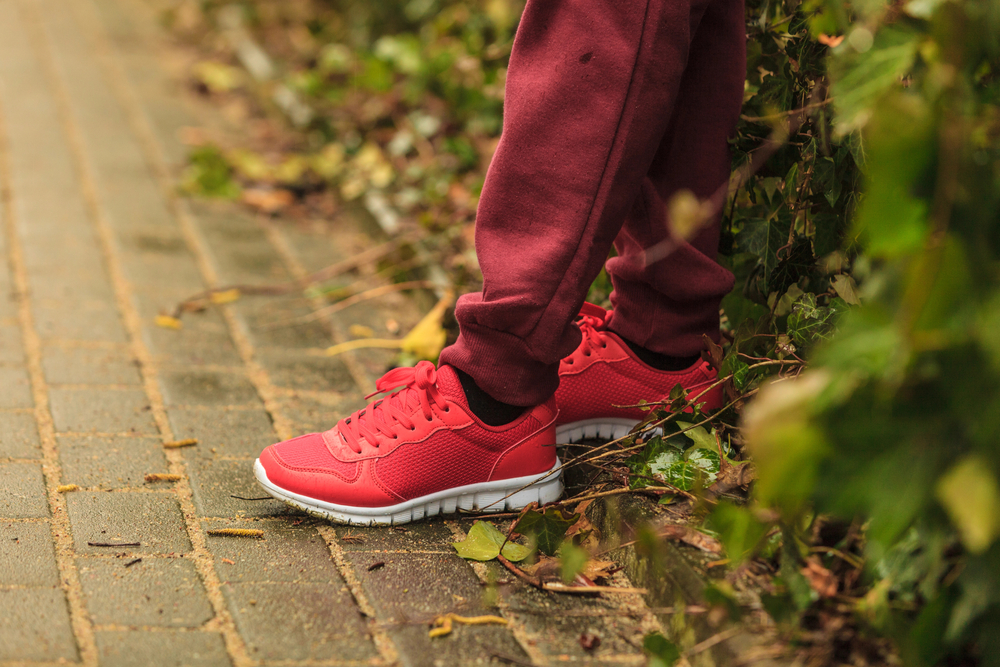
[0,0,661,664]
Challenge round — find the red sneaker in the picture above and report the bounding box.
[554,303,722,443]
[254,361,562,525]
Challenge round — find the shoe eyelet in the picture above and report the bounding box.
[444,407,450,413]
[426,415,433,421]
[410,426,416,432]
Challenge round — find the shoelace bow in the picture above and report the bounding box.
[570,302,611,362]
[334,360,450,454]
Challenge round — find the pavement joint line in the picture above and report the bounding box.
[27,1,255,664]
[82,0,403,662]
[0,31,97,666]
[0,407,35,414]
[0,517,52,523]
[160,404,273,412]
[259,220,375,396]
[53,431,159,438]
[312,523,400,665]
[47,383,143,390]
[270,387,351,401]
[39,340,130,350]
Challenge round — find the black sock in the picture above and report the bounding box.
[455,369,527,427]
[616,336,701,372]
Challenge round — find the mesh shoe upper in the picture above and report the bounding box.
[555,303,722,426]
[257,362,557,508]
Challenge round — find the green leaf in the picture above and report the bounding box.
[643,632,680,667]
[515,508,578,556]
[452,521,531,562]
[829,25,920,133]
[558,541,588,584]
[830,274,861,305]
[936,456,1000,554]
[853,93,935,258]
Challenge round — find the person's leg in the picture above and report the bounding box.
[440,0,743,407]
[605,0,745,356]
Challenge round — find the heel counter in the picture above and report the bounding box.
[490,405,557,480]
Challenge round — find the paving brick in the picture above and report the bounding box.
[57,435,168,489]
[167,407,275,460]
[487,561,651,660]
[95,630,231,667]
[42,345,142,385]
[0,366,32,409]
[223,582,378,662]
[0,462,48,518]
[275,393,365,437]
[0,589,78,662]
[28,270,116,303]
[66,492,191,554]
[121,250,205,295]
[0,412,41,459]
[237,301,336,351]
[0,325,24,364]
[48,387,156,434]
[78,557,214,627]
[345,551,528,666]
[140,313,242,367]
[32,299,128,342]
[157,369,260,408]
[204,519,339,583]
[0,522,59,586]
[255,348,355,393]
[333,521,458,553]
[187,459,287,518]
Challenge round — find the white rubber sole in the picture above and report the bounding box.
[253,458,564,526]
[556,418,640,443]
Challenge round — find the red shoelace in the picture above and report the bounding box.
[567,302,611,365]
[333,360,450,454]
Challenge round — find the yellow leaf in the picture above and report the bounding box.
[667,189,714,241]
[56,484,79,493]
[210,289,241,305]
[936,455,1000,554]
[399,291,453,360]
[192,61,245,93]
[325,291,454,361]
[348,324,375,338]
[155,315,183,330]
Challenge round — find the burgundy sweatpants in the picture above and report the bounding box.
[439,0,746,406]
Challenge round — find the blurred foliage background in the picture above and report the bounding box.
[163,0,1000,663]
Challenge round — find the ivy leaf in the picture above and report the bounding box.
[515,508,579,556]
[558,541,589,584]
[831,274,861,305]
[643,632,681,667]
[936,456,1000,554]
[452,521,531,562]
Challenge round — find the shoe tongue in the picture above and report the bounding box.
[434,364,465,403]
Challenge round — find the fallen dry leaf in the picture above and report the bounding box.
[56,484,79,493]
[818,34,845,47]
[802,557,838,598]
[155,315,183,330]
[209,288,241,305]
[242,187,295,214]
[163,438,198,449]
[579,632,601,652]
[659,524,723,554]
